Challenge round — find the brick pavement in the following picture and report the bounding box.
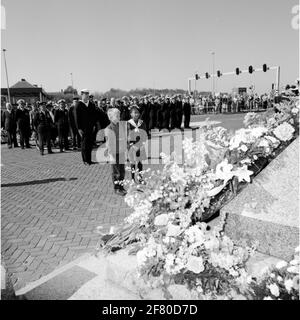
[1,145,161,292]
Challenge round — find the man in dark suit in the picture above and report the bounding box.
[148,96,157,131]
[54,99,69,152]
[75,89,100,165]
[162,96,171,131]
[33,102,53,155]
[183,97,192,129]
[175,95,183,129]
[69,97,81,150]
[140,96,150,132]
[2,103,18,148]
[169,96,177,130]
[156,97,164,130]
[15,99,31,149]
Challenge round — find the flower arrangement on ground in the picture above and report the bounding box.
[100,98,299,300]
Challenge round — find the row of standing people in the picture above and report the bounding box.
[101,95,192,131]
[1,98,109,156]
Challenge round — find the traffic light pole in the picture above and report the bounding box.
[190,65,281,94]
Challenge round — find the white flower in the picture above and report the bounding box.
[287,266,299,274]
[253,155,258,160]
[186,255,205,274]
[275,260,287,269]
[166,224,182,237]
[291,107,299,114]
[264,135,280,147]
[239,144,248,152]
[215,159,234,182]
[258,138,269,148]
[149,189,162,202]
[136,249,148,267]
[295,246,300,253]
[263,296,273,300]
[241,158,251,165]
[284,279,293,292]
[154,214,169,226]
[268,283,280,297]
[273,122,295,142]
[204,237,220,250]
[276,260,288,269]
[289,259,299,266]
[250,126,268,138]
[229,268,239,277]
[233,165,253,183]
[277,276,283,282]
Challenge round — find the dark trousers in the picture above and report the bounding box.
[112,154,125,190]
[7,130,18,147]
[81,131,93,164]
[176,112,183,129]
[184,110,191,128]
[19,127,30,148]
[70,126,81,148]
[50,125,58,146]
[38,127,52,153]
[57,126,69,151]
[157,111,164,130]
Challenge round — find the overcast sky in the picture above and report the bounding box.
[1,0,299,94]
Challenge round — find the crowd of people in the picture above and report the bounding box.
[1,87,297,195]
[190,92,282,115]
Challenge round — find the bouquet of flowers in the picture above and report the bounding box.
[100,98,299,299]
[245,247,299,300]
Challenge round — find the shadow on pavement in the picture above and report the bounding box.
[1,177,78,188]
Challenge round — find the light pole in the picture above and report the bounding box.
[211,52,215,97]
[70,72,74,96]
[3,49,11,104]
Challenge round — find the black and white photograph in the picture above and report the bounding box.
[0,0,299,304]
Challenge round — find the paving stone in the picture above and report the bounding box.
[1,145,163,292]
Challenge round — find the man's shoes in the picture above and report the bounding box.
[26,145,31,149]
[83,162,89,166]
[73,147,77,151]
[48,150,54,154]
[21,146,25,149]
[60,149,64,153]
[114,189,127,196]
[40,152,44,156]
[8,145,12,149]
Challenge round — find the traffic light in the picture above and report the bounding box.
[217,70,221,77]
[205,72,209,79]
[195,74,199,80]
[263,64,268,72]
[249,66,254,74]
[236,68,240,75]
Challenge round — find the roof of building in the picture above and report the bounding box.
[11,79,36,89]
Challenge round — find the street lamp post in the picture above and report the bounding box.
[70,72,74,96]
[211,52,215,97]
[3,49,11,104]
